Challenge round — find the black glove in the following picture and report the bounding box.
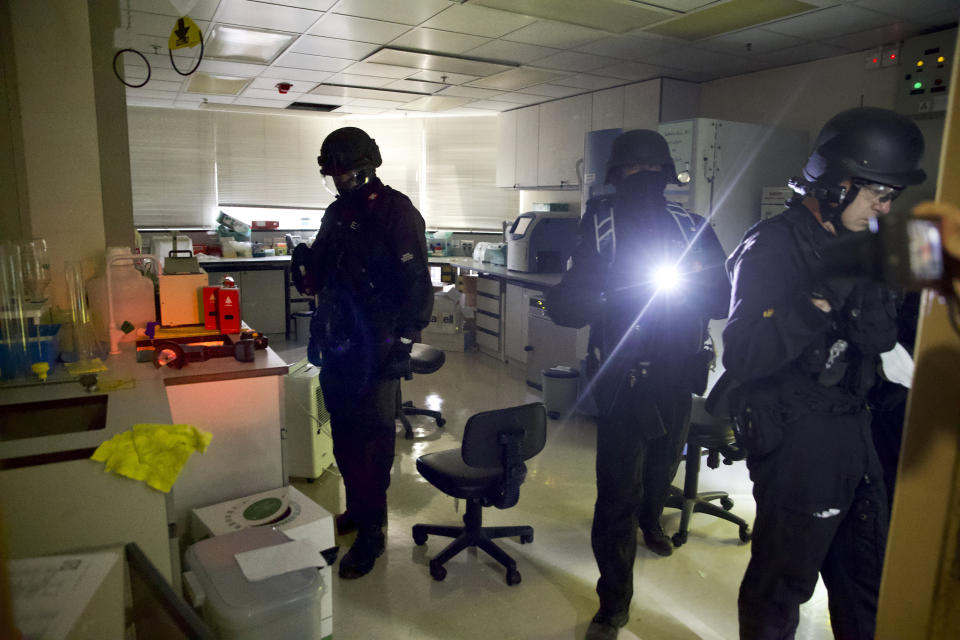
[381,337,413,380]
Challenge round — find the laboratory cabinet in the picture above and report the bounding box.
[475,274,503,358]
[504,283,534,365]
[496,109,518,188]
[538,94,592,188]
[516,106,540,187]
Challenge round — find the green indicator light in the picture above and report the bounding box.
[913,81,923,89]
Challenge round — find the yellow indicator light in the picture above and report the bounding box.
[938,56,945,63]
[916,60,924,67]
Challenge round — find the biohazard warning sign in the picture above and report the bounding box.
[168,16,202,50]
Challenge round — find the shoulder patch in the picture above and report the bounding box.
[400,252,414,263]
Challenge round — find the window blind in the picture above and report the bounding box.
[422,116,518,231]
[127,108,218,227]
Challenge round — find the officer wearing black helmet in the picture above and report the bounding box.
[548,129,729,640]
[298,126,432,579]
[722,107,926,638]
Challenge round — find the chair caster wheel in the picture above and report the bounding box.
[520,532,533,544]
[671,532,687,547]
[413,530,427,546]
[739,526,752,543]
[506,569,521,586]
[720,496,734,511]
[436,418,446,427]
[429,562,447,581]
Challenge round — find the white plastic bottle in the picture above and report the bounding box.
[87,247,157,351]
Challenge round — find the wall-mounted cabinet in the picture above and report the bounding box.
[516,107,540,187]
[537,94,592,188]
[495,110,517,188]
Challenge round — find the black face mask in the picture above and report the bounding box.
[616,170,668,212]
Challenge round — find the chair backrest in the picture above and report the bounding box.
[461,402,547,468]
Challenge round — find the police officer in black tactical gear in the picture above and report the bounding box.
[297,126,432,579]
[548,130,730,640]
[722,107,926,639]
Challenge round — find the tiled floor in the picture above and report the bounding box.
[271,337,833,640]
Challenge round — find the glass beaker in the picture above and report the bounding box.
[0,243,30,380]
[61,260,102,365]
[21,238,52,303]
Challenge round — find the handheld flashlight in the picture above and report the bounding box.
[652,263,681,291]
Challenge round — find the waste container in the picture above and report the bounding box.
[183,527,325,640]
[541,366,579,419]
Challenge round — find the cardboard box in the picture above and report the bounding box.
[158,273,207,326]
[457,275,477,308]
[429,289,461,334]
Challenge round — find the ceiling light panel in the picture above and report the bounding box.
[308,14,410,44]
[475,0,673,35]
[761,3,891,40]
[290,35,380,60]
[422,3,538,38]
[324,73,397,88]
[464,40,559,65]
[467,67,569,90]
[198,59,268,77]
[187,73,253,95]
[398,96,473,112]
[502,20,610,49]
[384,79,447,93]
[437,85,504,99]
[647,0,818,41]
[329,0,452,25]
[366,48,514,77]
[216,1,328,33]
[391,28,492,55]
[309,85,425,102]
[273,51,354,72]
[130,0,220,21]
[206,25,296,64]
[343,61,418,78]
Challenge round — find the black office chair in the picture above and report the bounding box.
[412,402,547,585]
[397,343,446,439]
[664,394,752,547]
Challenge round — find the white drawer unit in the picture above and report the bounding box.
[477,274,501,295]
[476,293,501,315]
[475,275,503,360]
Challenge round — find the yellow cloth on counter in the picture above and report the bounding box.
[90,423,212,493]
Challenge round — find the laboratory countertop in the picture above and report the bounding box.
[0,343,289,463]
[428,256,563,289]
[197,256,291,267]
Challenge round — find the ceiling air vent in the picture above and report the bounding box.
[286,102,339,112]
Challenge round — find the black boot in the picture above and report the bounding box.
[585,609,627,640]
[338,526,385,579]
[641,524,673,557]
[335,512,358,536]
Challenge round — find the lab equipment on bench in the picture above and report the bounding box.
[472,241,507,266]
[506,211,579,273]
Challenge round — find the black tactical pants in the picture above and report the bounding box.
[591,385,692,618]
[739,408,888,640]
[320,368,399,527]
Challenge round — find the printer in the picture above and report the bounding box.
[506,211,579,273]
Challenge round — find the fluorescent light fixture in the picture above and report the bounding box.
[309,84,427,102]
[471,0,675,34]
[398,96,473,112]
[206,25,297,64]
[364,48,514,77]
[187,73,253,95]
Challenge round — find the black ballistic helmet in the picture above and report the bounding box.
[802,107,926,188]
[317,127,383,176]
[605,129,680,185]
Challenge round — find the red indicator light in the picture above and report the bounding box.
[872,57,878,63]
[889,53,897,60]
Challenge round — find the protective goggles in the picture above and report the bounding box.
[854,180,902,203]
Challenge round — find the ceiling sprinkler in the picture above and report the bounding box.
[276,82,293,94]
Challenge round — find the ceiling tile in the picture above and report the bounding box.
[851,0,960,21]
[197,59,268,76]
[390,28,491,55]
[437,85,503,99]
[595,61,668,81]
[123,65,186,85]
[488,92,547,105]
[365,49,513,76]
[332,104,388,114]
[763,4,894,40]
[295,93,350,105]
[309,14,410,43]
[273,51,354,72]
[128,78,183,93]
[461,99,520,111]
[260,66,333,82]
[442,106,500,116]
[342,61,418,78]
[514,83,584,98]
[233,96,297,107]
[407,69,479,84]
[187,72,252,94]
[249,76,316,92]
[242,87,304,101]
[398,95,472,111]
[472,0,675,34]
[129,11,211,38]
[503,21,609,49]
[309,85,424,102]
[332,0,452,25]
[349,97,409,108]
[126,96,179,107]
[529,50,620,73]
[699,27,809,56]
[291,35,380,60]
[822,22,921,53]
[634,44,748,72]
[216,0,323,33]
[466,67,569,90]
[553,73,623,90]
[324,73,397,87]
[575,34,669,59]
[757,40,852,67]
[422,4,537,38]
[130,0,221,21]
[462,40,559,64]
[383,78,447,93]
[260,0,338,10]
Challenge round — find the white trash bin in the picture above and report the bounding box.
[541,366,579,419]
[183,527,325,640]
